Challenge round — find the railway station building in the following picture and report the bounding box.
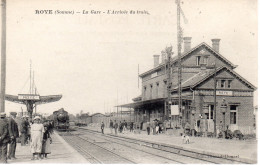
[119,38,256,134]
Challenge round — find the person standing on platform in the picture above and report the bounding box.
[151,120,156,135]
[109,120,113,134]
[119,121,122,133]
[20,116,29,146]
[27,118,32,144]
[7,112,19,160]
[146,121,150,135]
[101,122,105,134]
[114,120,118,135]
[0,112,9,163]
[123,120,127,133]
[41,124,52,159]
[155,120,159,135]
[129,122,134,132]
[25,116,30,144]
[30,116,44,160]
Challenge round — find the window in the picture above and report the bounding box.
[204,56,209,65]
[156,82,159,98]
[221,80,225,88]
[205,105,214,119]
[210,105,214,119]
[150,84,153,99]
[227,80,232,88]
[163,80,167,97]
[216,80,219,87]
[196,56,201,66]
[230,105,237,124]
[143,86,147,99]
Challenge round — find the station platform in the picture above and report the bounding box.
[8,131,88,164]
[86,126,257,163]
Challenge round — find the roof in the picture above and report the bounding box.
[171,66,257,91]
[116,98,166,108]
[91,113,108,117]
[116,96,193,108]
[139,42,237,77]
[172,68,216,90]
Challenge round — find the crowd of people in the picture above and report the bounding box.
[0,112,54,163]
[103,119,190,136]
[105,119,165,136]
[107,120,131,135]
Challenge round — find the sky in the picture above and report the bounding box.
[0,0,258,115]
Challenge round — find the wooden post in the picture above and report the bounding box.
[0,0,6,112]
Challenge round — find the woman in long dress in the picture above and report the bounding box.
[30,116,44,160]
[41,124,52,159]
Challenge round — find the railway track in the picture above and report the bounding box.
[72,130,201,164]
[76,128,251,164]
[58,132,136,164]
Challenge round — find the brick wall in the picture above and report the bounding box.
[193,94,254,134]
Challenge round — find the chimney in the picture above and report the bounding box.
[153,55,160,67]
[211,39,221,52]
[183,37,192,52]
[161,50,166,63]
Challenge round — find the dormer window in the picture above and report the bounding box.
[221,80,225,88]
[196,56,201,66]
[228,80,232,88]
[204,56,209,65]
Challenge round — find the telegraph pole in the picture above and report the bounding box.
[165,46,173,121]
[0,0,6,112]
[176,0,183,125]
[213,63,217,137]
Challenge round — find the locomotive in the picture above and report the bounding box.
[53,108,69,131]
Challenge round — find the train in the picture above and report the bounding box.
[53,108,70,131]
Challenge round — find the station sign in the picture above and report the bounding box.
[18,94,40,100]
[171,105,179,115]
[216,91,233,96]
[151,72,158,78]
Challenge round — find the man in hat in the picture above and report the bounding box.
[7,112,19,160]
[20,115,29,146]
[0,112,9,163]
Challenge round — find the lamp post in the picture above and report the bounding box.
[203,105,208,137]
[220,98,227,138]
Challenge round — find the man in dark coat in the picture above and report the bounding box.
[101,122,105,134]
[7,112,19,160]
[0,112,9,163]
[129,122,134,132]
[146,122,151,135]
[114,120,118,135]
[109,120,113,134]
[20,116,29,146]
